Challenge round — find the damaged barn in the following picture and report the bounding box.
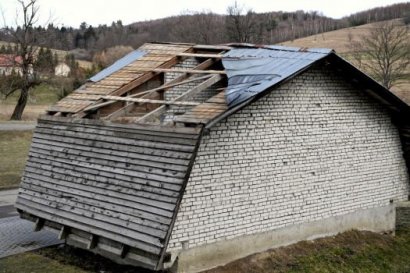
[15,43,410,273]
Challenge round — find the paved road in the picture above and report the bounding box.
[0,189,18,217]
[0,122,62,258]
[0,189,62,258]
[0,122,36,131]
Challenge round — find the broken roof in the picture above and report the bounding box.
[223,46,333,107]
[15,42,410,270]
[46,42,409,124]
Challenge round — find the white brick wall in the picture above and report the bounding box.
[164,58,200,101]
[163,58,221,123]
[167,66,410,251]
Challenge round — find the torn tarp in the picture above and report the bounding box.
[222,46,333,107]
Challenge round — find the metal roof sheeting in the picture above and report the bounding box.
[222,46,333,107]
[90,50,146,82]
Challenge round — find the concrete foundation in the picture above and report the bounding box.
[396,201,410,234]
[167,204,395,273]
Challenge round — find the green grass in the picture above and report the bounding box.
[0,252,91,273]
[203,230,410,273]
[1,83,60,106]
[0,245,153,273]
[286,232,410,273]
[0,230,409,273]
[0,130,33,189]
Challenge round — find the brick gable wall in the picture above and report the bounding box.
[167,65,409,251]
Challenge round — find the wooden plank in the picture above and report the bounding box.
[30,140,189,170]
[21,172,173,225]
[30,141,188,172]
[64,233,158,269]
[71,54,179,117]
[25,158,181,195]
[25,161,180,201]
[102,75,212,120]
[22,171,176,216]
[26,150,182,200]
[16,197,163,255]
[193,44,231,51]
[33,128,196,153]
[58,226,70,240]
[177,52,223,58]
[137,74,223,123]
[87,235,99,249]
[27,150,185,185]
[20,186,171,231]
[29,147,186,180]
[21,176,174,220]
[101,96,200,107]
[109,55,183,97]
[32,134,192,163]
[19,190,168,239]
[120,245,130,258]
[34,217,45,232]
[174,117,212,124]
[29,146,185,188]
[152,68,225,75]
[39,115,202,135]
[175,75,223,101]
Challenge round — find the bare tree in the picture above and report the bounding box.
[225,1,257,43]
[2,0,42,120]
[349,21,410,89]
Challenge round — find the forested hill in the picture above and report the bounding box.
[0,2,409,60]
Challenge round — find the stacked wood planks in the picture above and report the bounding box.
[15,115,203,270]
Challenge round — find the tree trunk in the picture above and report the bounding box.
[10,87,29,120]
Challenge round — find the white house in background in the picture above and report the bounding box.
[54,62,71,77]
[0,54,23,76]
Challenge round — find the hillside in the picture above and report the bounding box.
[0,41,92,69]
[0,2,409,54]
[280,19,410,103]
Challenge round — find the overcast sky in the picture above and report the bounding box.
[0,0,407,28]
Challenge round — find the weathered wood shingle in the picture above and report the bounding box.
[15,115,202,270]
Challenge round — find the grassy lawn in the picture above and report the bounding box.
[203,230,410,273]
[0,245,153,273]
[1,83,60,106]
[0,82,60,121]
[0,230,409,273]
[0,130,33,189]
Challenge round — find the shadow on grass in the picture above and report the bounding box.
[0,244,158,273]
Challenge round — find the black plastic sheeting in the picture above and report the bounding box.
[222,46,333,107]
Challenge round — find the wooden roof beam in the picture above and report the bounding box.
[101,96,201,106]
[83,58,219,116]
[102,75,213,121]
[152,68,225,75]
[136,74,224,124]
[176,52,223,59]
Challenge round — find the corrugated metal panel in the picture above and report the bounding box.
[90,50,146,82]
[222,46,333,107]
